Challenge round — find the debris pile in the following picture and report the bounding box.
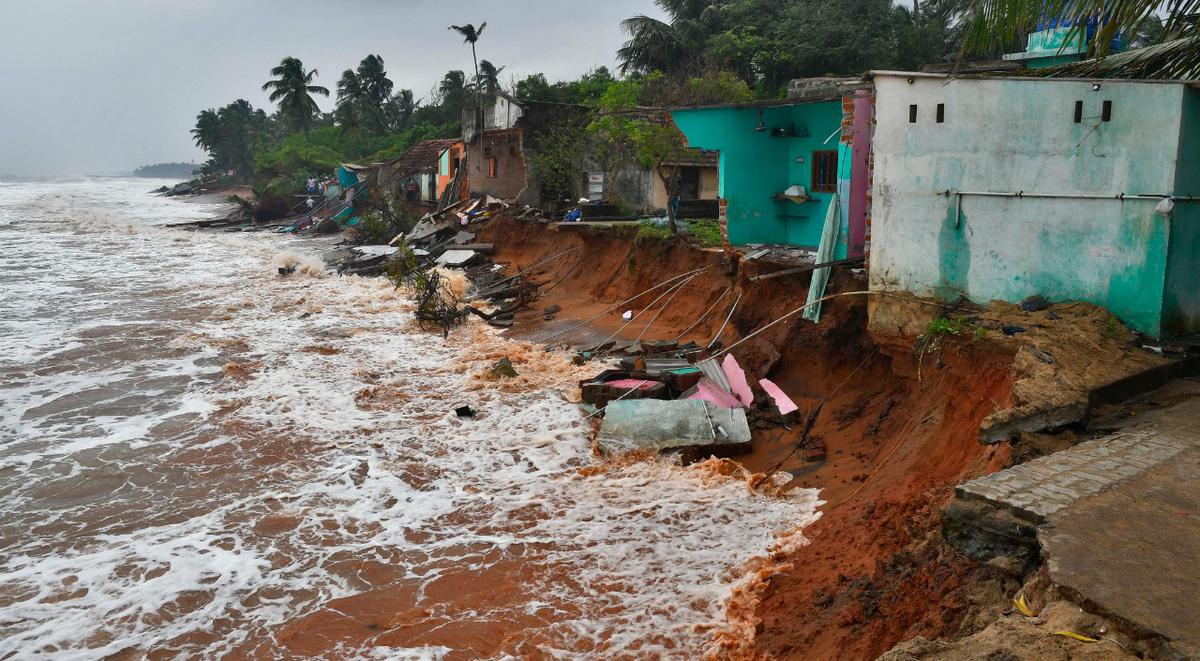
[579,339,803,464]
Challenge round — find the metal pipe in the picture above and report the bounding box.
[673,287,730,341]
[537,266,709,343]
[952,191,1195,229]
[707,292,743,350]
[635,272,703,343]
[592,272,703,352]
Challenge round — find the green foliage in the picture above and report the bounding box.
[618,0,968,95]
[261,56,330,134]
[686,220,724,247]
[1102,314,1123,339]
[357,211,393,245]
[514,67,618,105]
[635,221,673,244]
[525,112,589,206]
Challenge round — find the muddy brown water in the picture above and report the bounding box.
[0,177,820,659]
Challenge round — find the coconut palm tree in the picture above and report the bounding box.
[961,0,1200,78]
[475,59,506,99]
[618,0,724,75]
[448,22,487,92]
[384,89,415,132]
[191,109,221,152]
[261,56,330,134]
[357,54,394,113]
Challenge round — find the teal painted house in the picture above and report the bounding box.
[869,72,1200,339]
[671,84,873,258]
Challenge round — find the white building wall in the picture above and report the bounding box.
[869,73,1184,334]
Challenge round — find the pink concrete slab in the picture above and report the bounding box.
[689,377,744,409]
[759,378,799,415]
[606,379,658,390]
[722,354,754,407]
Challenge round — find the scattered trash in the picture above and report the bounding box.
[490,357,519,379]
[1027,347,1056,364]
[1020,295,1051,312]
[543,304,562,316]
[455,405,476,418]
[1054,630,1099,643]
[622,310,633,322]
[1045,310,1062,320]
[1002,324,1028,336]
[453,231,476,245]
[1013,592,1038,617]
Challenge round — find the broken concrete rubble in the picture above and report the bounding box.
[436,250,479,267]
[599,399,752,459]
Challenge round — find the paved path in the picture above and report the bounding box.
[955,383,1200,653]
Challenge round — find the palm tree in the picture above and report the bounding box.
[439,70,468,106]
[961,0,1200,78]
[191,109,221,152]
[336,69,365,108]
[475,59,506,99]
[448,22,487,93]
[618,0,724,75]
[261,56,330,134]
[357,54,394,113]
[384,89,415,132]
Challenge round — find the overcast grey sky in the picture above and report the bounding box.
[0,0,666,176]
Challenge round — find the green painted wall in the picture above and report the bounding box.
[1163,88,1200,337]
[672,102,848,254]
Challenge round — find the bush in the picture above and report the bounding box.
[358,211,394,244]
[635,221,673,244]
[686,220,723,247]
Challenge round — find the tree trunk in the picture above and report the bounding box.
[471,42,484,176]
[659,163,680,235]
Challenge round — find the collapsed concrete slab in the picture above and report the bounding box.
[435,250,479,267]
[947,386,1200,655]
[599,399,752,459]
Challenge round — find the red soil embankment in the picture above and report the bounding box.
[480,217,1018,659]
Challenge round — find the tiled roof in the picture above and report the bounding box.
[387,138,459,178]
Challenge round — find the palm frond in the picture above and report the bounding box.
[1043,34,1200,78]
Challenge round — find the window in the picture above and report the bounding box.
[936,103,945,123]
[909,104,918,123]
[811,150,838,193]
[488,157,498,178]
[1102,100,1113,122]
[1074,101,1084,123]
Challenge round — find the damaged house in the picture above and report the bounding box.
[867,72,1200,339]
[376,138,461,208]
[462,92,719,216]
[670,78,874,257]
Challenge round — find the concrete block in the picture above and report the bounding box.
[599,399,752,456]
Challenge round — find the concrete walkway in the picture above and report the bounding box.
[954,383,1200,655]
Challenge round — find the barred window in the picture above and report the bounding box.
[811,150,838,193]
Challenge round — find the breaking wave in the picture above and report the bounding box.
[0,177,822,659]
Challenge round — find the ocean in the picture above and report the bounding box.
[0,177,820,659]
